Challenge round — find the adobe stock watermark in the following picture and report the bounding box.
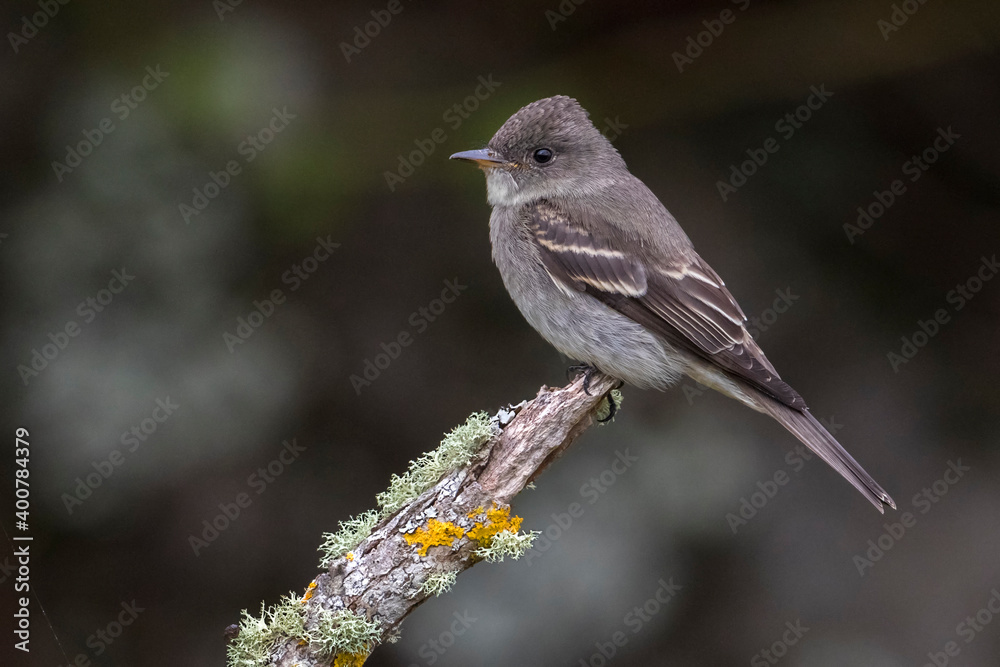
[61,396,180,515]
[0,555,18,585]
[339,0,408,63]
[681,286,799,404]
[213,0,246,21]
[886,254,997,372]
[744,287,799,339]
[545,0,587,31]
[222,235,340,352]
[750,619,809,666]
[383,75,502,191]
[596,115,629,144]
[12,545,29,652]
[920,586,1000,667]
[844,126,961,244]
[576,577,682,667]
[524,449,639,565]
[672,0,752,73]
[179,106,296,224]
[7,0,71,54]
[852,459,968,577]
[878,0,932,41]
[716,84,834,202]
[725,416,842,534]
[51,64,170,182]
[58,599,145,667]
[349,278,467,394]
[188,437,306,556]
[405,610,477,667]
[16,267,136,386]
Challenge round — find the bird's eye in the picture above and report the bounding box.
[532,148,554,164]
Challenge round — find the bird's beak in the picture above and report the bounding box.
[449,148,505,168]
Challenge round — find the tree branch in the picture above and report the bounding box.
[233,372,618,667]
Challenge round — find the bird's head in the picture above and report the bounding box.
[451,95,625,208]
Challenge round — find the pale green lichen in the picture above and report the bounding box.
[227,593,306,667]
[318,509,380,567]
[307,608,381,657]
[319,412,497,568]
[473,529,541,563]
[230,411,511,667]
[421,571,458,597]
[227,596,380,667]
[376,411,495,514]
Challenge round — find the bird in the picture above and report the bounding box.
[450,95,895,513]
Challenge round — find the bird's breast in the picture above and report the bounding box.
[487,205,685,389]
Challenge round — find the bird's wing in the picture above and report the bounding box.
[528,199,807,410]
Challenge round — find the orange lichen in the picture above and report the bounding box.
[332,651,368,667]
[466,503,524,545]
[404,519,466,556]
[302,581,318,603]
[345,552,355,562]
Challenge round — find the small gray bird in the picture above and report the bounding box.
[451,95,895,512]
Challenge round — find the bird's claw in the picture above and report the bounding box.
[567,363,597,395]
[597,391,619,422]
[567,364,622,422]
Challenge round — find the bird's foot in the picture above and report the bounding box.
[567,364,624,423]
[566,363,598,395]
[597,390,620,423]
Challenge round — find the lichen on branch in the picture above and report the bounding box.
[227,372,619,667]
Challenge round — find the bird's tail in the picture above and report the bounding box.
[751,392,896,513]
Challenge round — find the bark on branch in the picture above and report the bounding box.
[250,372,618,667]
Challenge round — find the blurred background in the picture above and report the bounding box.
[2,0,1000,665]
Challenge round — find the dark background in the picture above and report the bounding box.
[2,1,1000,665]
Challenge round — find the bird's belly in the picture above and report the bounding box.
[502,259,687,390]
